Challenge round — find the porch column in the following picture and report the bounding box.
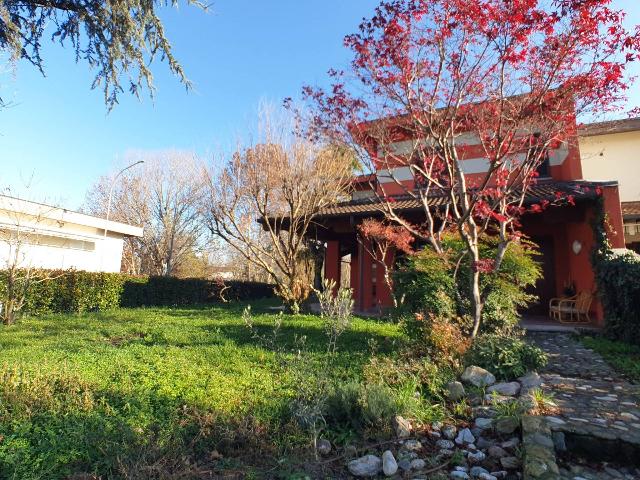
[324,240,341,291]
[357,238,374,311]
[602,185,625,248]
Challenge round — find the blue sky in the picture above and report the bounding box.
[1,0,639,209]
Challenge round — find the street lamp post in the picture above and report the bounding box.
[100,160,144,272]
[103,160,144,239]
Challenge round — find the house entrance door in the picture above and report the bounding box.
[528,236,557,315]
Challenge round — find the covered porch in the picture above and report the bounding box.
[312,181,626,327]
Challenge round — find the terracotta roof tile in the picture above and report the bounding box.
[317,180,609,218]
[622,201,640,217]
[579,117,640,137]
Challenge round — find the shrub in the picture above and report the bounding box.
[464,333,547,380]
[395,233,541,336]
[0,269,126,317]
[594,251,640,345]
[362,354,456,403]
[406,314,471,367]
[0,269,275,317]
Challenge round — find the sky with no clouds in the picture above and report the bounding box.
[1,0,639,209]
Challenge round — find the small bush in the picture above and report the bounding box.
[405,314,471,367]
[360,383,399,430]
[394,233,541,336]
[464,334,547,380]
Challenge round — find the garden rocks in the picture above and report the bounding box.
[495,417,519,435]
[442,425,457,440]
[392,415,412,438]
[410,458,426,470]
[487,445,508,459]
[381,450,398,476]
[436,439,455,449]
[455,428,475,446]
[447,381,467,401]
[450,470,471,479]
[462,366,496,387]
[402,439,423,452]
[474,417,493,430]
[467,450,486,463]
[518,371,543,392]
[348,454,382,477]
[487,382,520,397]
[316,438,332,456]
[499,456,521,470]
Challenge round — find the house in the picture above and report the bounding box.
[0,195,143,273]
[579,117,640,253]
[309,119,630,325]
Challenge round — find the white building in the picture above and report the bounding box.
[0,195,143,273]
[579,117,640,252]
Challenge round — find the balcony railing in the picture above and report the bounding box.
[624,223,640,236]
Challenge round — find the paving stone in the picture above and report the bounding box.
[525,332,640,447]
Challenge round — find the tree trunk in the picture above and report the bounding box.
[470,268,483,338]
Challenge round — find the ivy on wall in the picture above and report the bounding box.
[591,197,640,344]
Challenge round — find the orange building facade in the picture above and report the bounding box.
[312,127,626,326]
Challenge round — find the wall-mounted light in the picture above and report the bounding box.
[572,240,583,255]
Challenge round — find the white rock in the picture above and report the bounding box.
[447,381,467,400]
[382,450,398,476]
[487,382,521,397]
[470,466,489,477]
[403,439,423,451]
[455,428,476,445]
[348,455,382,477]
[411,458,426,470]
[478,474,498,480]
[436,439,455,449]
[392,415,412,438]
[443,425,457,439]
[316,438,331,455]
[518,372,543,390]
[475,417,493,429]
[450,471,471,479]
[467,450,486,463]
[461,366,496,387]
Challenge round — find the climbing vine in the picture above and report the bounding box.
[591,197,640,344]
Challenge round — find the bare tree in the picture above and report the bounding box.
[202,111,354,313]
[85,152,206,276]
[0,193,62,324]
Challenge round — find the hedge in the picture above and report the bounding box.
[0,270,274,316]
[595,252,640,345]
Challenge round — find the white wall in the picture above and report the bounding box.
[579,130,640,203]
[0,197,139,273]
[0,231,126,273]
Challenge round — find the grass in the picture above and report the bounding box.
[580,335,640,383]
[0,300,403,479]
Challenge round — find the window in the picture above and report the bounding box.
[528,133,551,179]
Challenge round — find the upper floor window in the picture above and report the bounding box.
[529,133,551,179]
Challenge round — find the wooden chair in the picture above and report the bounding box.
[549,291,593,324]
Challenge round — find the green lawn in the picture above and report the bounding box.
[0,301,403,479]
[580,335,640,383]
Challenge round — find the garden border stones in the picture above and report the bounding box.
[522,416,560,480]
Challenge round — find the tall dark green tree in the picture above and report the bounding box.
[0,0,206,108]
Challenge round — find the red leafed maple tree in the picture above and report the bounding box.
[358,218,415,307]
[303,0,640,336]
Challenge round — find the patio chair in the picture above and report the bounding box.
[548,291,593,324]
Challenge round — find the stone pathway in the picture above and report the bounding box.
[526,332,640,479]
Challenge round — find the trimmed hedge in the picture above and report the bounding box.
[595,252,640,345]
[121,276,275,307]
[0,270,274,316]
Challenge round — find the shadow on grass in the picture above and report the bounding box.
[0,378,300,480]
